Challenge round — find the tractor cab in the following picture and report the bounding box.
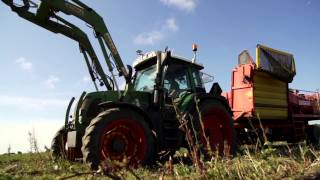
[132,51,211,98]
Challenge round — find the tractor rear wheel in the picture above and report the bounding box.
[51,126,67,160]
[81,108,155,170]
[193,100,236,157]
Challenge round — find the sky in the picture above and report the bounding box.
[0,0,319,154]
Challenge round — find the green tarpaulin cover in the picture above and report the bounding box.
[256,44,296,83]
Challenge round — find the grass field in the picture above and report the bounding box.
[1,144,320,180]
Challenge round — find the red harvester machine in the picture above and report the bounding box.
[223,44,320,144]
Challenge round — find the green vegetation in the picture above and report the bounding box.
[1,144,320,179]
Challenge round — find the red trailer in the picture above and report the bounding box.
[222,44,320,144]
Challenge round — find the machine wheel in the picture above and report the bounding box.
[192,100,236,156]
[307,124,320,149]
[81,108,155,170]
[51,126,67,160]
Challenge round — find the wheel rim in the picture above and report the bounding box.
[201,107,234,156]
[99,118,148,166]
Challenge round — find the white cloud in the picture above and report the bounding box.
[134,17,179,45]
[16,57,33,72]
[0,95,69,153]
[165,17,179,32]
[160,0,198,12]
[134,30,165,45]
[0,95,68,110]
[0,120,62,154]
[45,75,60,89]
[306,0,312,5]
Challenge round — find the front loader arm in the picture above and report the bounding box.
[41,0,130,84]
[2,0,113,90]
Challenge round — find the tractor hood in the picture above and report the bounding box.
[78,90,152,125]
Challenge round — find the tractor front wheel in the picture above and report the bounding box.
[81,108,155,170]
[51,126,67,160]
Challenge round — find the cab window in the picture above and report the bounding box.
[134,64,156,92]
[164,64,191,95]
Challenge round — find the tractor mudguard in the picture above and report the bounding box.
[197,93,232,114]
[176,92,232,115]
[174,92,195,113]
[99,101,153,129]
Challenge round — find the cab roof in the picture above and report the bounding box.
[133,51,204,70]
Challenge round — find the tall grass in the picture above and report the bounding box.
[2,105,320,179]
[1,140,320,179]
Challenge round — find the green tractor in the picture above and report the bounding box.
[3,0,236,169]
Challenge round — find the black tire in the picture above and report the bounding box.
[81,108,155,170]
[51,126,67,160]
[190,100,236,157]
[307,124,320,149]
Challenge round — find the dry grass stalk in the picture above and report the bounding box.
[194,97,212,156]
[99,157,141,180]
[172,99,206,175]
[59,171,96,180]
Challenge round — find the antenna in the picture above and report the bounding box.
[164,46,169,52]
[317,89,320,113]
[136,50,144,56]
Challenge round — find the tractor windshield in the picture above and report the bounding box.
[134,64,157,92]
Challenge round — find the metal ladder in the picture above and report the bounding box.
[162,106,182,149]
[293,118,306,142]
